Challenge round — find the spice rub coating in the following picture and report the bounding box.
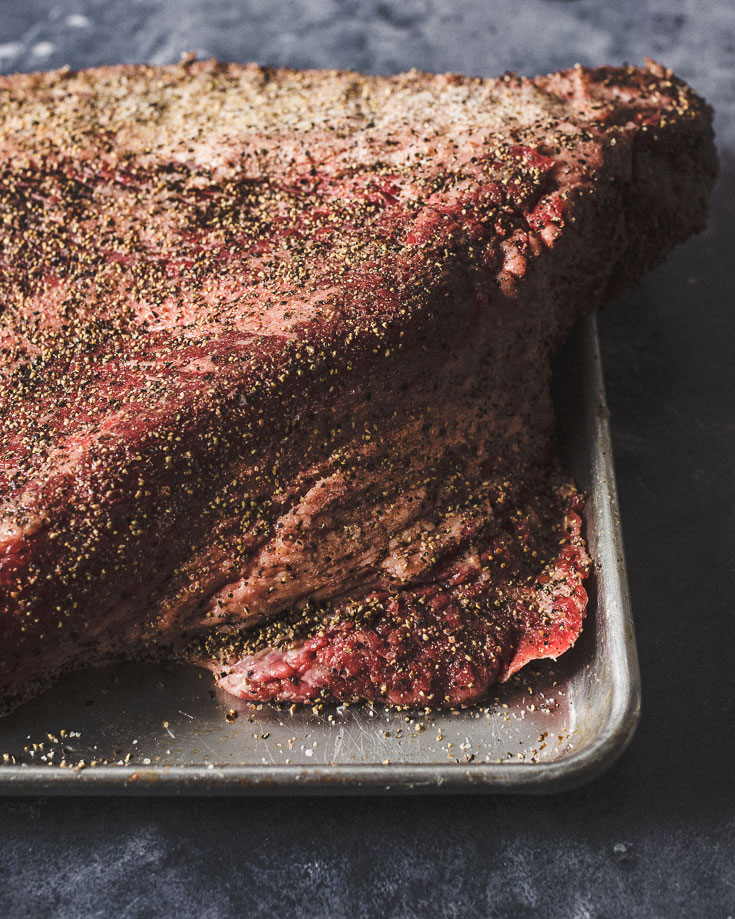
[0,59,716,709]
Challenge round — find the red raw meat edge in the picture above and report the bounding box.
[209,481,590,707]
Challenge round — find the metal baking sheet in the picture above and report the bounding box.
[0,313,640,794]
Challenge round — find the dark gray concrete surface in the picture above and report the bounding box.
[0,2,733,916]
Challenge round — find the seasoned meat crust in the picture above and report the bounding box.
[0,59,715,709]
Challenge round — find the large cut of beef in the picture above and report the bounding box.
[0,59,715,710]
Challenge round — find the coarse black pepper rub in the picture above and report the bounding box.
[0,58,716,710]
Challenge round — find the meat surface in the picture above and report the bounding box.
[0,58,715,710]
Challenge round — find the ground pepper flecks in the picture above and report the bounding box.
[0,59,716,712]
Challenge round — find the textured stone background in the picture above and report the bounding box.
[0,2,734,917]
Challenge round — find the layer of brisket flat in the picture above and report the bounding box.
[0,59,715,709]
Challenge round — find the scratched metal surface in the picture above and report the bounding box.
[0,314,640,794]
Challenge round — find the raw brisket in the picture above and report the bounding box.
[0,59,715,709]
